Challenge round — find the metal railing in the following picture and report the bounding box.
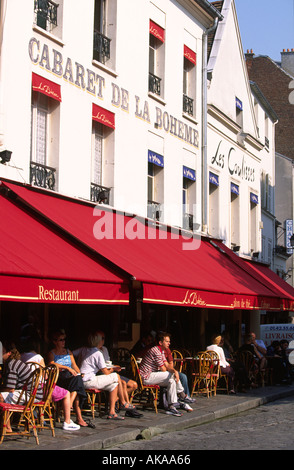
[149,73,161,95]
[183,94,194,116]
[34,0,58,31]
[90,183,111,204]
[148,200,161,221]
[30,161,56,190]
[93,30,111,64]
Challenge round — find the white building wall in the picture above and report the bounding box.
[0,0,213,231]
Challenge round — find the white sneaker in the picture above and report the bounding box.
[180,402,193,412]
[63,420,80,431]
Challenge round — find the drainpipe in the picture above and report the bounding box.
[0,0,7,148]
[201,18,218,234]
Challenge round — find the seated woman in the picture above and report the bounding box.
[78,332,142,418]
[21,338,80,431]
[207,334,236,394]
[47,329,88,427]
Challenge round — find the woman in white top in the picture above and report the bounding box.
[207,335,236,394]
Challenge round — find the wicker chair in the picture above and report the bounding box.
[0,367,42,445]
[31,364,59,437]
[130,355,159,412]
[171,350,184,372]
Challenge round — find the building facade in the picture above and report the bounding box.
[0,0,222,232]
[245,49,294,287]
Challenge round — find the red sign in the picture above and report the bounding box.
[149,20,165,43]
[92,103,115,129]
[184,45,196,65]
[32,73,62,102]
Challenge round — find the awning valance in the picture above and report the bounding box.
[32,72,62,102]
[92,103,115,129]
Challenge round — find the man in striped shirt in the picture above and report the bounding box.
[139,332,188,417]
[0,342,43,405]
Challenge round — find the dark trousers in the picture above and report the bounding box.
[221,365,235,391]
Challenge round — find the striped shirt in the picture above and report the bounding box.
[139,345,166,381]
[3,359,43,401]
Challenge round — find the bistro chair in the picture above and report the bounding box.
[31,364,59,437]
[206,350,227,394]
[171,349,184,372]
[111,347,132,375]
[236,350,258,386]
[191,351,218,398]
[82,388,102,418]
[130,354,159,413]
[0,367,41,445]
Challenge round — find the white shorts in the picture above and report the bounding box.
[1,390,24,405]
[83,372,119,392]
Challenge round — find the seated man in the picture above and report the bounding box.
[0,340,43,432]
[139,331,191,417]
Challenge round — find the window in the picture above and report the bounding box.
[30,91,59,190]
[209,172,219,237]
[34,0,61,35]
[183,46,196,117]
[182,166,196,230]
[93,0,117,69]
[91,118,114,205]
[147,150,164,221]
[149,20,165,98]
[250,192,258,253]
[230,183,240,248]
[236,97,243,128]
[261,172,272,213]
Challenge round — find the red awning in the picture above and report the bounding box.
[0,191,128,304]
[1,180,292,310]
[32,73,62,102]
[184,45,196,65]
[92,104,115,129]
[149,20,165,42]
[212,239,294,311]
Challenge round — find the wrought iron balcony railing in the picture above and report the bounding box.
[149,73,161,96]
[34,0,58,31]
[30,161,56,190]
[183,212,194,231]
[93,30,111,64]
[183,94,194,116]
[147,200,161,221]
[90,183,111,204]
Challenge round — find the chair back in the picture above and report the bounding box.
[206,350,220,374]
[194,351,213,377]
[171,349,183,372]
[41,364,59,404]
[236,350,255,373]
[18,367,42,410]
[130,354,143,390]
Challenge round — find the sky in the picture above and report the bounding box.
[234,0,294,62]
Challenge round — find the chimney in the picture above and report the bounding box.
[281,49,294,76]
[245,49,254,73]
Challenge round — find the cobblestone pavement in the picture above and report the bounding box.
[109,395,294,450]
